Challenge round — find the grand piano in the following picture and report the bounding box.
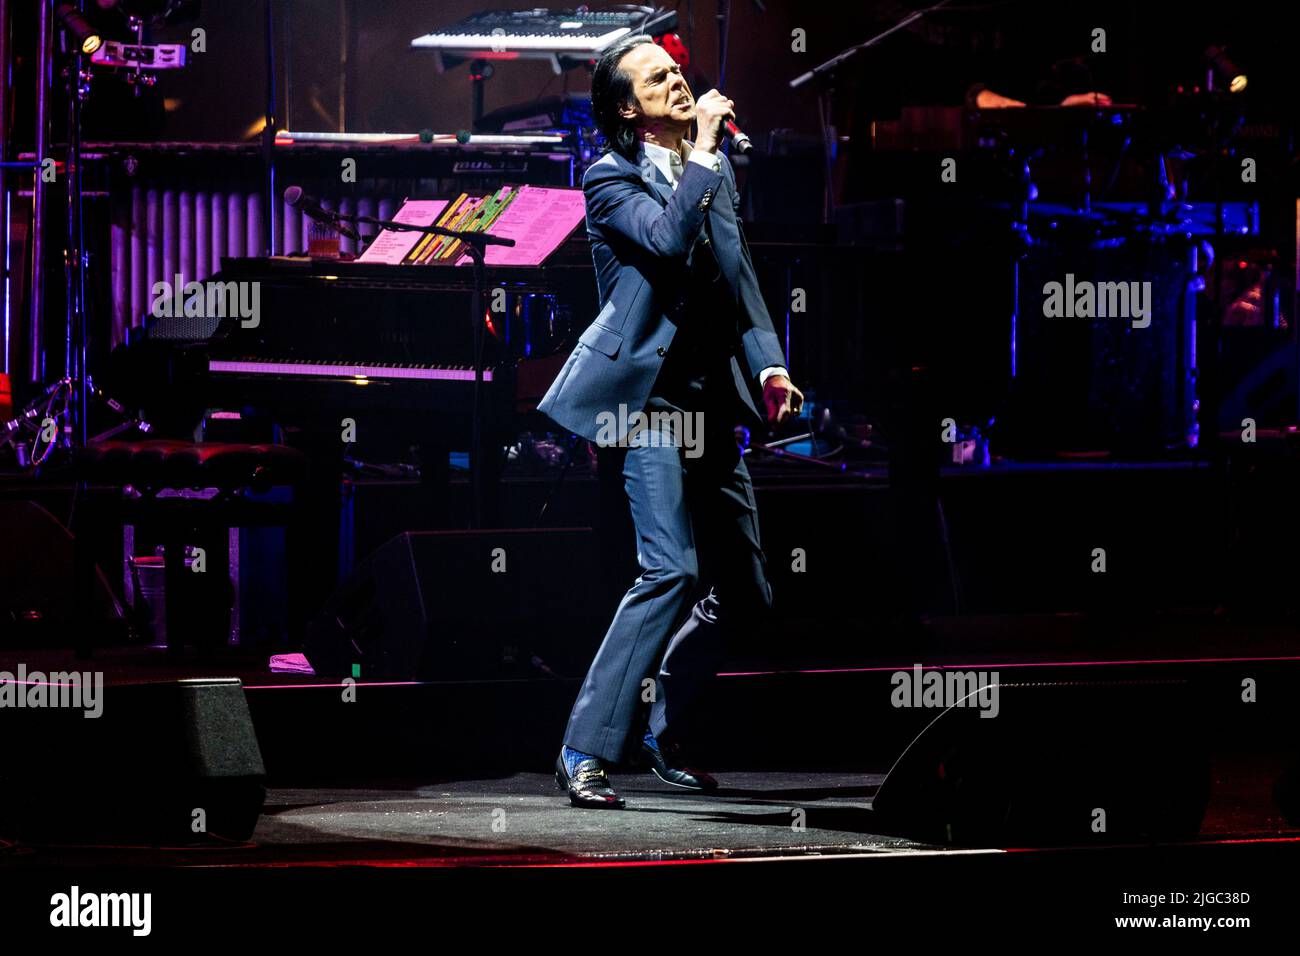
[112,239,598,468]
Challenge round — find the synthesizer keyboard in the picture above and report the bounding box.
[411,7,677,61]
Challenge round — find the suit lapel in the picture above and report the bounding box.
[627,145,740,301]
[636,148,675,206]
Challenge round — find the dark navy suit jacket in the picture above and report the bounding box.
[538,143,788,443]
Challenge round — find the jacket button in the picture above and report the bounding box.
[656,346,667,357]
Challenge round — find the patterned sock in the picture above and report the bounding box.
[562,745,598,778]
[643,729,661,754]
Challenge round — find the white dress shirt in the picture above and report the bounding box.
[641,139,789,389]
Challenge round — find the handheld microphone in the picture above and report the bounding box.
[283,185,361,241]
[723,119,753,154]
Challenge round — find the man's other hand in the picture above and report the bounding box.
[1059,92,1112,107]
[763,375,804,426]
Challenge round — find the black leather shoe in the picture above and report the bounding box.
[555,753,625,809]
[642,738,718,791]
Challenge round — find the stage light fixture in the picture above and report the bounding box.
[1205,45,1247,93]
[56,4,103,55]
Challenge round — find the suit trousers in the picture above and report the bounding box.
[562,400,773,763]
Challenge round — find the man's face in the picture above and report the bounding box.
[617,42,694,133]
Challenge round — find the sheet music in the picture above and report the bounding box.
[458,185,587,267]
[356,199,450,264]
[358,187,584,267]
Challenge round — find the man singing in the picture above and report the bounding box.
[538,35,802,809]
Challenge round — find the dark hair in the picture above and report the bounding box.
[591,34,655,162]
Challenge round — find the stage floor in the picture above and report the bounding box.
[249,771,919,865]
[4,760,1296,869]
[0,772,924,867]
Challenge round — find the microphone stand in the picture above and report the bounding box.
[296,204,515,529]
[788,0,953,92]
[789,0,954,222]
[789,2,956,629]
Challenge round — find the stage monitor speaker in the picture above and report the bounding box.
[872,679,1211,846]
[304,528,600,681]
[0,678,266,844]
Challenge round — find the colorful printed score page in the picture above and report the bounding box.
[356,199,449,264]
[357,187,585,267]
